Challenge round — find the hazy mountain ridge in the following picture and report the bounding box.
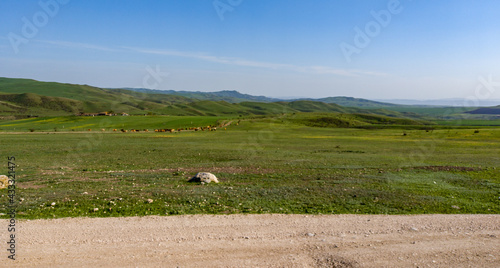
[302,96,399,107]
[124,88,399,107]
[122,88,281,103]
[378,98,500,107]
[1,77,494,120]
[465,105,500,115]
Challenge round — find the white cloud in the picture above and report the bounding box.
[35,39,120,52]
[24,39,388,77]
[124,47,387,77]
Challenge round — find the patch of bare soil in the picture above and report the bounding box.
[9,214,499,267]
[411,166,481,172]
[16,181,46,189]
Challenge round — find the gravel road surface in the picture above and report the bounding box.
[6,214,499,267]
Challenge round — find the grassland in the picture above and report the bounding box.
[0,112,435,133]
[0,114,498,219]
[0,115,234,132]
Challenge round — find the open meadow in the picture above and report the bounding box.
[1,114,499,219]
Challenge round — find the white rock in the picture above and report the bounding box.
[188,172,219,183]
[0,175,9,189]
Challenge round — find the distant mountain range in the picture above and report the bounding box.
[124,88,399,107]
[0,77,420,119]
[465,105,500,115]
[377,98,500,107]
[121,88,281,103]
[0,77,497,118]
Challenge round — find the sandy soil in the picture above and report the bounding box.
[6,214,499,267]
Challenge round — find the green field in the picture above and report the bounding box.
[1,115,498,219]
[432,119,500,126]
[0,112,433,133]
[0,115,234,132]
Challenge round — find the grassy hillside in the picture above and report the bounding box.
[0,115,232,132]
[0,77,195,116]
[1,77,481,122]
[315,96,399,107]
[0,77,116,102]
[126,89,402,108]
[0,112,435,133]
[465,105,500,115]
[124,88,279,103]
[107,88,195,105]
[285,113,432,129]
[0,92,83,113]
[156,100,388,117]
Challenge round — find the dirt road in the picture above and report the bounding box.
[7,214,499,267]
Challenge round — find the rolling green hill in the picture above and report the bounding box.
[123,88,279,103]
[315,96,399,107]
[0,77,116,102]
[0,112,434,132]
[465,105,500,115]
[285,112,432,129]
[127,88,401,107]
[0,92,83,115]
[0,77,199,116]
[0,77,438,120]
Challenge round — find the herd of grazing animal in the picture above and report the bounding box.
[82,124,227,133]
[76,120,235,133]
[154,125,219,132]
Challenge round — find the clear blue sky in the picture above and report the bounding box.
[1,0,499,100]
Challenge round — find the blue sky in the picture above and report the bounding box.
[1,0,499,100]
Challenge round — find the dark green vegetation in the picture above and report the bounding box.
[466,105,500,115]
[0,116,498,219]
